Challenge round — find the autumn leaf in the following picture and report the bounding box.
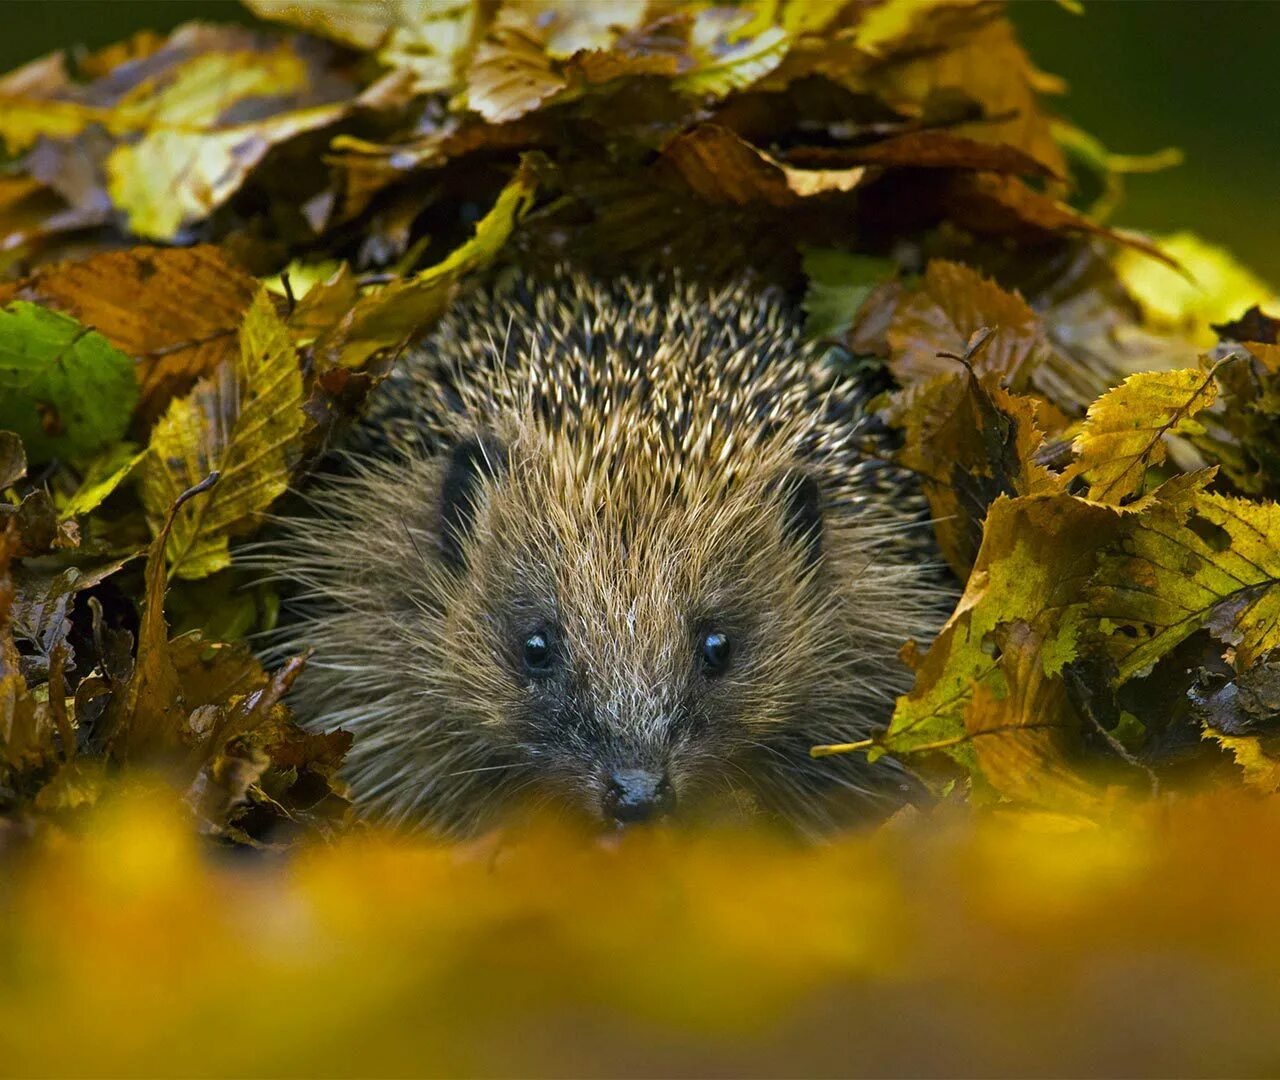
[2,246,260,422]
[59,443,146,519]
[848,494,1124,808]
[466,25,572,123]
[0,24,361,241]
[889,364,1061,578]
[1065,366,1221,504]
[313,159,538,371]
[0,432,25,489]
[1113,231,1276,346]
[887,260,1047,388]
[1090,487,1280,679]
[142,289,305,581]
[108,102,349,240]
[674,8,791,98]
[1203,729,1280,794]
[662,124,867,207]
[0,301,138,465]
[845,13,1067,180]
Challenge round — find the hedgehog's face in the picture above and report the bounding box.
[434,433,865,830]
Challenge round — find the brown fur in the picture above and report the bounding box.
[265,272,944,834]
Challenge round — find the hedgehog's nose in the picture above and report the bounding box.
[602,768,675,825]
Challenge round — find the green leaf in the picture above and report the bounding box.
[60,442,145,519]
[800,248,896,340]
[862,494,1122,808]
[141,288,305,581]
[0,302,139,465]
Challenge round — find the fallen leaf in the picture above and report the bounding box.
[1091,488,1280,679]
[662,124,866,207]
[0,302,138,465]
[0,432,26,489]
[314,158,538,371]
[887,260,1046,388]
[1113,231,1277,347]
[871,494,1123,806]
[3,246,259,422]
[1065,366,1221,504]
[142,289,305,580]
[800,247,896,340]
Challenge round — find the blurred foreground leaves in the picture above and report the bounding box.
[6,786,1280,1075]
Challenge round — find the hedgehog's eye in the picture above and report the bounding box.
[522,631,554,675]
[699,631,731,676]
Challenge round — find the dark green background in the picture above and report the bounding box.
[2,0,1276,281]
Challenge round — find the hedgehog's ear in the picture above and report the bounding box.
[771,468,824,567]
[439,435,506,569]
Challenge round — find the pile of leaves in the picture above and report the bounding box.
[1,0,1278,841]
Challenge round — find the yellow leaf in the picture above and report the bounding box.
[142,289,305,580]
[1113,231,1278,346]
[1091,489,1280,678]
[870,494,1123,809]
[675,20,790,99]
[1204,730,1280,794]
[1066,366,1220,504]
[113,49,310,128]
[107,104,347,240]
[314,160,538,370]
[60,444,145,519]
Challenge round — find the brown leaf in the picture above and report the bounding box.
[4,246,260,423]
[874,18,1065,178]
[944,173,1177,266]
[784,130,1058,178]
[466,26,571,124]
[1214,305,1280,346]
[102,474,220,759]
[890,362,1060,578]
[0,432,25,489]
[662,124,866,207]
[887,260,1047,388]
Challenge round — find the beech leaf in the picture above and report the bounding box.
[1066,366,1221,504]
[141,289,305,581]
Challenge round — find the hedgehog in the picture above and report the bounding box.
[268,270,944,835]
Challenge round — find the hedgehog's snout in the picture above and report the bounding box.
[601,768,676,826]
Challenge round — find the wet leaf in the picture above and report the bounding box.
[0,302,138,465]
[142,289,305,581]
